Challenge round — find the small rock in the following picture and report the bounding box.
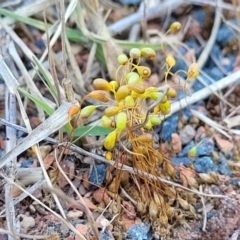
[196,138,214,156]
[215,136,234,155]
[92,188,110,204]
[193,156,218,173]
[207,211,220,219]
[178,141,195,157]
[160,143,169,155]
[20,157,34,168]
[89,164,107,186]
[195,126,206,142]
[29,205,36,214]
[189,115,200,125]
[67,210,83,220]
[171,133,182,154]
[179,125,196,145]
[158,113,178,141]
[126,223,151,240]
[78,184,87,196]
[19,214,35,230]
[218,153,232,176]
[82,197,97,211]
[170,157,192,167]
[96,215,113,230]
[75,224,88,240]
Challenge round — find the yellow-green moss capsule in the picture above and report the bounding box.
[169,21,182,32]
[104,106,122,117]
[104,130,117,150]
[80,105,97,120]
[144,87,159,95]
[93,78,112,91]
[188,145,197,158]
[125,96,135,108]
[144,119,152,130]
[68,105,80,127]
[141,47,156,59]
[126,72,140,84]
[127,82,145,94]
[101,115,114,128]
[129,48,141,59]
[159,100,171,115]
[116,86,130,102]
[105,151,113,161]
[160,95,168,103]
[110,81,119,91]
[117,54,128,65]
[187,63,199,78]
[116,112,127,133]
[148,91,161,100]
[87,90,110,102]
[166,55,176,68]
[135,65,151,78]
[167,88,177,98]
[68,105,80,118]
[131,90,141,98]
[150,115,162,126]
[153,105,160,114]
[134,133,153,143]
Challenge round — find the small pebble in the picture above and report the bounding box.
[67,210,83,220]
[19,215,35,230]
[217,19,237,45]
[215,136,234,155]
[78,184,87,196]
[195,126,206,142]
[179,125,196,145]
[196,137,214,156]
[170,157,192,167]
[171,133,182,154]
[194,156,218,173]
[218,153,232,176]
[89,164,107,186]
[158,113,178,141]
[207,211,220,219]
[178,141,195,157]
[126,223,151,240]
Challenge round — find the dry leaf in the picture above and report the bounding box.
[43,153,55,170]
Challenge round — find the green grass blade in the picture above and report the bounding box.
[0,8,88,44]
[18,87,54,115]
[73,126,113,137]
[32,57,57,99]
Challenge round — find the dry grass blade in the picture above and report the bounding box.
[195,0,222,70]
[81,0,122,79]
[223,115,240,129]
[40,0,78,64]
[54,152,100,239]
[1,0,56,25]
[0,54,19,94]
[0,101,75,168]
[190,109,231,139]
[5,81,18,240]
[108,0,186,35]
[169,70,240,118]
[0,228,47,239]
[0,172,88,240]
